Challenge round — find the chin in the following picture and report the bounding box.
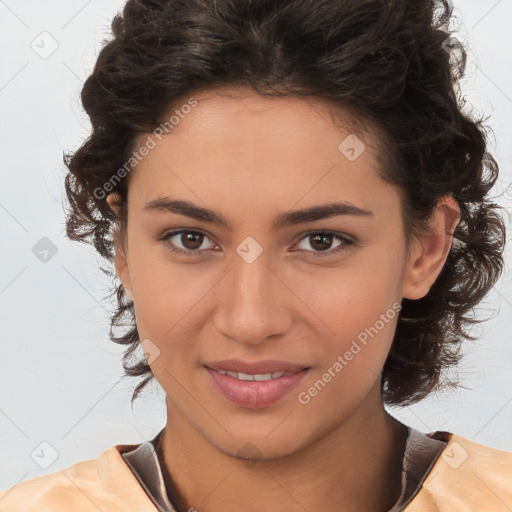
[200,413,329,463]
[216,434,308,464]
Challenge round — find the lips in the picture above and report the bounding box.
[204,359,309,408]
[205,359,307,375]
[212,369,288,381]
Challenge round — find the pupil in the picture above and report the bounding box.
[311,234,332,251]
[183,232,202,250]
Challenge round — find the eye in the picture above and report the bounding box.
[159,230,217,256]
[158,229,355,258]
[293,231,354,257]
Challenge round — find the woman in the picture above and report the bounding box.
[1,0,510,510]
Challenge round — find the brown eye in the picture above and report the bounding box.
[179,232,204,250]
[160,230,216,256]
[294,231,354,258]
[309,234,335,251]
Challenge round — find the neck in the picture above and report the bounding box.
[159,384,407,512]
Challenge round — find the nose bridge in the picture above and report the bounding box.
[214,248,290,344]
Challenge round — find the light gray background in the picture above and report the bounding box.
[1,0,511,491]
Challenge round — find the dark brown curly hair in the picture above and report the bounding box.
[63,0,506,406]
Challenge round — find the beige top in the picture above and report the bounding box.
[1,427,511,511]
[121,425,446,512]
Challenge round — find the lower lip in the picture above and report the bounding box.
[205,367,309,409]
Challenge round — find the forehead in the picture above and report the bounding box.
[127,87,398,220]
[156,86,372,146]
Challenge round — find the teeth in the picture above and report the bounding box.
[214,369,288,381]
[253,373,273,381]
[236,372,255,381]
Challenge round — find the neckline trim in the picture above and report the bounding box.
[122,424,447,512]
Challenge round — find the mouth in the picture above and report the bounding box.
[204,359,310,408]
[205,358,308,375]
[209,369,296,381]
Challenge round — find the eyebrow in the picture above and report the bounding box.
[143,197,373,230]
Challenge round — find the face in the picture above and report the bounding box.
[110,87,444,460]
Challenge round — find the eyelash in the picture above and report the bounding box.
[158,229,355,258]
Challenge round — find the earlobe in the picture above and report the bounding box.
[107,193,132,297]
[402,196,460,300]
[113,233,132,299]
[115,252,133,299]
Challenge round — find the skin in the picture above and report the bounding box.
[107,86,460,512]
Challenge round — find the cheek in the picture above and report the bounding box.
[127,245,213,351]
[288,250,403,342]
[288,250,404,406]
[129,260,210,391]
[295,285,400,418]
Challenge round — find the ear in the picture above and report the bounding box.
[402,196,461,300]
[107,193,133,297]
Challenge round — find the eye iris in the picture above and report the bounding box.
[310,234,333,251]
[182,232,203,250]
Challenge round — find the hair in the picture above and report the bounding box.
[63,0,506,406]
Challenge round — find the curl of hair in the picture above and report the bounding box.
[63,0,506,405]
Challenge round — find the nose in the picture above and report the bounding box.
[213,247,293,347]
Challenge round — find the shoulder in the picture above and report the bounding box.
[405,431,512,512]
[0,443,158,512]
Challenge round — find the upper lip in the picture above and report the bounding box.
[205,359,308,375]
